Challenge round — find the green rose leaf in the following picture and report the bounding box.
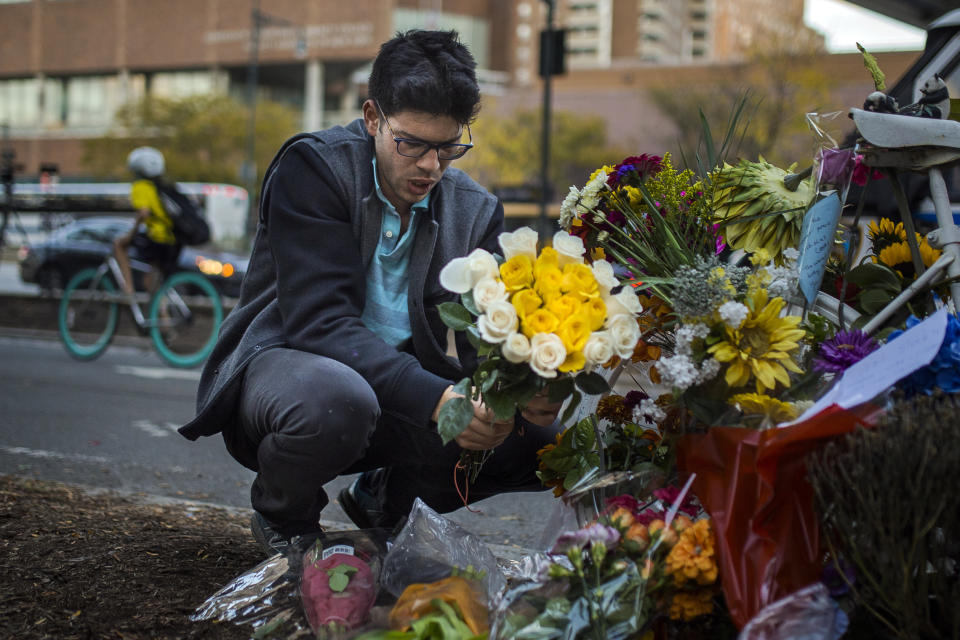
[461,290,480,317]
[846,262,902,294]
[547,378,574,404]
[484,387,519,421]
[437,378,474,445]
[560,390,583,425]
[574,370,611,395]
[466,326,495,356]
[438,302,474,331]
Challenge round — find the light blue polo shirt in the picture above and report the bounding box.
[360,158,429,348]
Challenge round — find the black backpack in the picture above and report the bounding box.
[152,179,210,246]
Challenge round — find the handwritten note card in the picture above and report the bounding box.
[787,308,949,425]
[797,193,842,306]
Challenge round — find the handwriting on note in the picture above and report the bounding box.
[786,308,949,425]
[797,193,842,306]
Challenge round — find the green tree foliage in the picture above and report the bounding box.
[648,31,835,169]
[82,94,300,190]
[457,106,626,198]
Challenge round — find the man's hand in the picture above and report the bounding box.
[520,390,563,427]
[433,385,514,451]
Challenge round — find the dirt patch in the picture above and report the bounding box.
[0,474,265,639]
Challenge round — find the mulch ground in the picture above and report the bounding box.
[0,474,267,639]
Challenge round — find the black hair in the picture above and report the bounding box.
[368,30,480,125]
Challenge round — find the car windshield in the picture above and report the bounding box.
[56,220,131,243]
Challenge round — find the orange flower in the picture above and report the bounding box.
[608,507,635,528]
[665,518,718,586]
[631,338,662,363]
[668,589,715,621]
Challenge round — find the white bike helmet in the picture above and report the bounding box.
[126,146,165,178]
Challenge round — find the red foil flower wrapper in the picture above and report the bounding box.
[675,404,878,629]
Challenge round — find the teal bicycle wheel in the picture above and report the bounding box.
[149,271,223,368]
[58,268,120,360]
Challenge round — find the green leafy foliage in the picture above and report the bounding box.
[82,93,300,193]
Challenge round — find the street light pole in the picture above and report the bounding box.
[243,0,262,237]
[539,0,556,242]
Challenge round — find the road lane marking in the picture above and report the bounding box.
[0,445,109,464]
[131,420,181,437]
[114,365,202,380]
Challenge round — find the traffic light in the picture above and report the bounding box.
[539,28,566,77]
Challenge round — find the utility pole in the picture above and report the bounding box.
[243,0,262,238]
[0,125,16,255]
[243,1,302,238]
[539,0,564,242]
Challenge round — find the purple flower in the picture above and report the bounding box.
[817,148,857,188]
[623,390,649,410]
[813,330,879,374]
[550,523,621,554]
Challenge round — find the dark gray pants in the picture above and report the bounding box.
[222,348,560,533]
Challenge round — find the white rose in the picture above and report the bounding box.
[477,300,518,344]
[438,248,498,293]
[582,330,615,367]
[606,314,641,358]
[498,227,539,262]
[552,230,586,266]
[472,276,508,313]
[604,287,643,316]
[528,333,567,379]
[502,332,532,363]
[591,260,618,294]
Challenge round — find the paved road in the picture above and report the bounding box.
[0,332,566,555]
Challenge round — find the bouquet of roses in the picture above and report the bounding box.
[436,227,645,480]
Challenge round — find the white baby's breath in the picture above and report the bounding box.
[718,301,749,329]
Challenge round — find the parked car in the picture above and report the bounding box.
[17,216,248,298]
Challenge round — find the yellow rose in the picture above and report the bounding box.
[511,287,543,319]
[558,349,586,373]
[534,265,564,302]
[534,246,559,278]
[582,297,607,331]
[500,255,534,292]
[556,313,592,353]
[561,263,599,301]
[546,294,582,322]
[521,308,560,338]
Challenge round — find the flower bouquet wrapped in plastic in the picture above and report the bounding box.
[437,226,645,482]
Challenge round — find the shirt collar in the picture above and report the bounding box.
[372,158,430,213]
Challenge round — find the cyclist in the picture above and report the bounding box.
[114,147,182,297]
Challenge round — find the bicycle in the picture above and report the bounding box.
[57,253,223,368]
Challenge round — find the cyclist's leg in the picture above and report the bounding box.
[112,236,135,296]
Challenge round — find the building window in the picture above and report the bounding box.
[66,76,119,127]
[0,78,40,127]
[151,70,224,99]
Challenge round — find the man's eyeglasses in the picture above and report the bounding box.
[375,102,473,160]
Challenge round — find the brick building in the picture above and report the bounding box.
[0,0,921,180]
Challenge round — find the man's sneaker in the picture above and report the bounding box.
[250,511,323,557]
[337,471,404,531]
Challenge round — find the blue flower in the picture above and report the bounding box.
[888,314,960,395]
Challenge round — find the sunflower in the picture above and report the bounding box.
[707,290,805,393]
[867,217,906,253]
[874,239,941,281]
[729,392,798,425]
